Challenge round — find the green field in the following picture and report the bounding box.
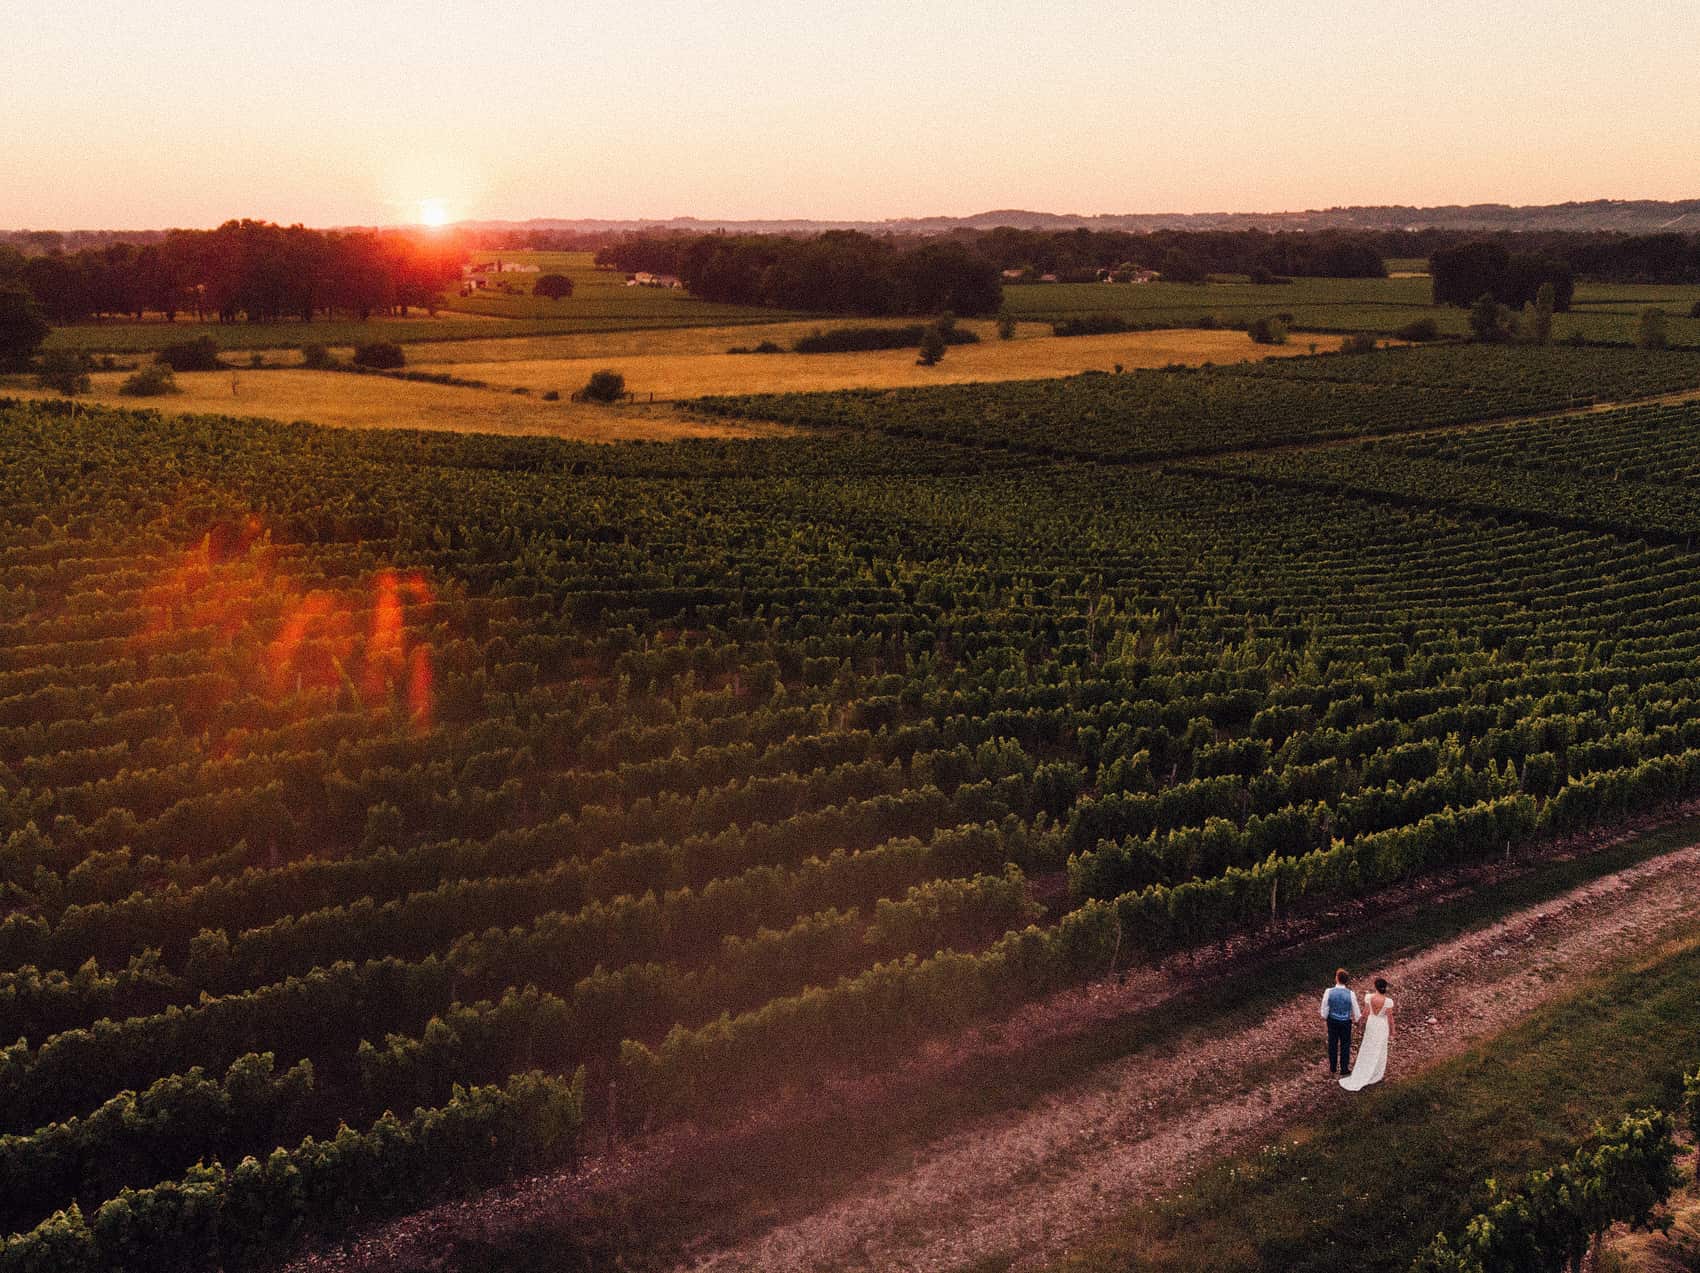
[1003,276,1700,346]
[438,249,795,324]
[10,342,1700,1266]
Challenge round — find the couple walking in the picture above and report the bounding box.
[1321,968,1394,1091]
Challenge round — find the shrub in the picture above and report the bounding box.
[118,365,181,396]
[753,340,783,354]
[996,308,1016,340]
[1392,317,1441,342]
[1637,308,1669,351]
[542,389,560,401]
[35,349,91,396]
[1247,316,1289,345]
[1052,314,1135,337]
[533,273,574,300]
[155,336,222,371]
[352,341,405,369]
[1690,300,1700,320]
[793,325,978,354]
[1340,332,1379,354]
[916,324,947,367]
[583,369,626,403]
[300,344,334,369]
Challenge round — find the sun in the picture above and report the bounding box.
[417,198,450,228]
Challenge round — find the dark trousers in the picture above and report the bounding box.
[1327,1017,1353,1073]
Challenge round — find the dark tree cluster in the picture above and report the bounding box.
[1564,232,1700,283]
[597,231,1004,316]
[1431,242,1575,310]
[970,226,1388,280]
[0,221,465,326]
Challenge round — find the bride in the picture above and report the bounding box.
[1341,977,1394,1091]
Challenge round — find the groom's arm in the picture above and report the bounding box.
[1319,991,1330,1019]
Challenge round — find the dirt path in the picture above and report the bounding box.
[290,822,1700,1273]
[681,837,1700,1272]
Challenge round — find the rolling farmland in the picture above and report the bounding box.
[7,344,1700,1267]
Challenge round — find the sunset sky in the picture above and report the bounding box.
[7,0,1697,229]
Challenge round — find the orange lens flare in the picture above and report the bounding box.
[136,515,437,731]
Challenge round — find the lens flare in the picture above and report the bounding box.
[136,513,437,732]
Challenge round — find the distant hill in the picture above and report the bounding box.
[8,200,1700,246]
[453,199,1700,237]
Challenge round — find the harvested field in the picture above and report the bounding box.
[4,370,783,441]
[414,328,1321,399]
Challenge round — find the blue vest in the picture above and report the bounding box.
[1325,986,1354,1021]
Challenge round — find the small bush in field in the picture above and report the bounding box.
[36,349,91,395]
[583,369,625,402]
[155,336,222,371]
[352,341,405,369]
[119,365,181,396]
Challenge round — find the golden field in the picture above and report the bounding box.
[9,325,1333,441]
[405,325,1322,400]
[5,371,784,442]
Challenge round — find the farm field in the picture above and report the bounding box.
[416,326,1318,399]
[14,324,1327,436]
[0,370,777,442]
[8,344,1700,1268]
[1003,276,1700,345]
[696,345,1700,460]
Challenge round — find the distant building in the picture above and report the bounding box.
[462,259,540,288]
[1001,268,1026,281]
[626,272,684,288]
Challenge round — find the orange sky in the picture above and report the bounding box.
[6,0,1697,229]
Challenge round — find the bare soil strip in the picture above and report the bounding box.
[288,814,1700,1273]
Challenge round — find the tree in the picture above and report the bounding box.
[352,341,405,369]
[156,336,223,370]
[0,284,50,369]
[1247,315,1288,345]
[533,274,574,301]
[916,323,947,366]
[1432,242,1511,307]
[996,307,1016,340]
[1524,282,1555,346]
[36,348,90,395]
[1636,307,1669,350]
[1157,247,1207,284]
[1469,293,1516,343]
[583,369,625,402]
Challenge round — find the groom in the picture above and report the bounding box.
[1320,968,1361,1076]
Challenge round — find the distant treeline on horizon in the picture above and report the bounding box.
[4,218,1699,327]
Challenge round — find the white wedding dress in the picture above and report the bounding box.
[1340,995,1393,1091]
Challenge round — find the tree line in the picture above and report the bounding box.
[0,221,464,325]
[595,231,1005,315]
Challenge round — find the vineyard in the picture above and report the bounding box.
[6,343,1700,1268]
[696,345,1700,461]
